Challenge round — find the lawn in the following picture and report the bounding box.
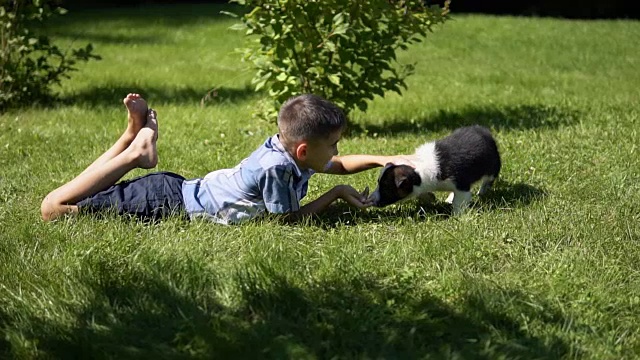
[1,3,639,359]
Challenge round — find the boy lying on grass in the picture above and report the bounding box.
[41,93,412,224]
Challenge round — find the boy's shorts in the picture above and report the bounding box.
[77,171,186,221]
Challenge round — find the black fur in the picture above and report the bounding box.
[435,125,501,191]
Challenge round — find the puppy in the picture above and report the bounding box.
[369,125,501,215]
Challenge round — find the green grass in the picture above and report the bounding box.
[1,4,639,358]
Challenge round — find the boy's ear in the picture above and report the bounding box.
[295,142,308,161]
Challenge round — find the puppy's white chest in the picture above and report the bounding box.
[415,179,456,194]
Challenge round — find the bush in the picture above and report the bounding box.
[0,0,100,111]
[227,0,450,119]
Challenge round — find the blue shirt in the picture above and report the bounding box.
[181,134,315,224]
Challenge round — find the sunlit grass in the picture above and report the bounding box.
[1,4,639,359]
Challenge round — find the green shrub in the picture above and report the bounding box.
[0,0,100,111]
[227,0,450,119]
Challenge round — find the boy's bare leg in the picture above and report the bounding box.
[80,93,148,176]
[41,110,159,221]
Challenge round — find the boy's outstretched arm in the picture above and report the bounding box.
[323,154,416,175]
[282,185,370,222]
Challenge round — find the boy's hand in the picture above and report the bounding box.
[389,155,418,168]
[335,185,372,209]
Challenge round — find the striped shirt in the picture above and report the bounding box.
[181,134,314,224]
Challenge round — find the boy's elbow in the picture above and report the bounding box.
[40,195,64,222]
[326,165,348,175]
[41,198,53,221]
[323,158,346,175]
[277,210,311,224]
[278,211,299,223]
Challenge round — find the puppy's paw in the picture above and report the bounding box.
[417,192,436,204]
[445,192,455,204]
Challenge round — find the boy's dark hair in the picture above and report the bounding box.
[277,94,346,143]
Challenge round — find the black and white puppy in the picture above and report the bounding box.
[369,125,501,215]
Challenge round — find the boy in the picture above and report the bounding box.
[41,93,412,224]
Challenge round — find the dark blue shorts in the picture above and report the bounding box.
[77,171,186,221]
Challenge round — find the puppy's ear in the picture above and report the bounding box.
[395,168,421,189]
[395,176,408,188]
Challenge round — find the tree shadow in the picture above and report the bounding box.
[233,267,575,359]
[347,104,580,137]
[48,31,162,45]
[58,84,257,107]
[12,259,236,359]
[0,308,11,358]
[3,258,577,358]
[46,3,244,38]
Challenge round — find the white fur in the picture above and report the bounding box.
[411,142,456,194]
[413,142,440,183]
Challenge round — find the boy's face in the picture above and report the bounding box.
[304,129,342,172]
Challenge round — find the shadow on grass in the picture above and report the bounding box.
[230,267,573,359]
[58,84,257,107]
[46,4,244,44]
[9,260,233,358]
[347,104,580,137]
[3,260,574,358]
[481,181,548,209]
[0,310,11,358]
[315,180,547,227]
[413,180,547,217]
[49,31,162,45]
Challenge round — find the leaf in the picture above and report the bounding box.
[229,23,246,31]
[333,23,349,36]
[324,40,336,52]
[220,11,238,18]
[332,12,345,26]
[254,79,268,91]
[328,74,341,85]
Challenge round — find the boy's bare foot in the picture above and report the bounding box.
[147,108,159,141]
[123,93,148,139]
[128,109,158,169]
